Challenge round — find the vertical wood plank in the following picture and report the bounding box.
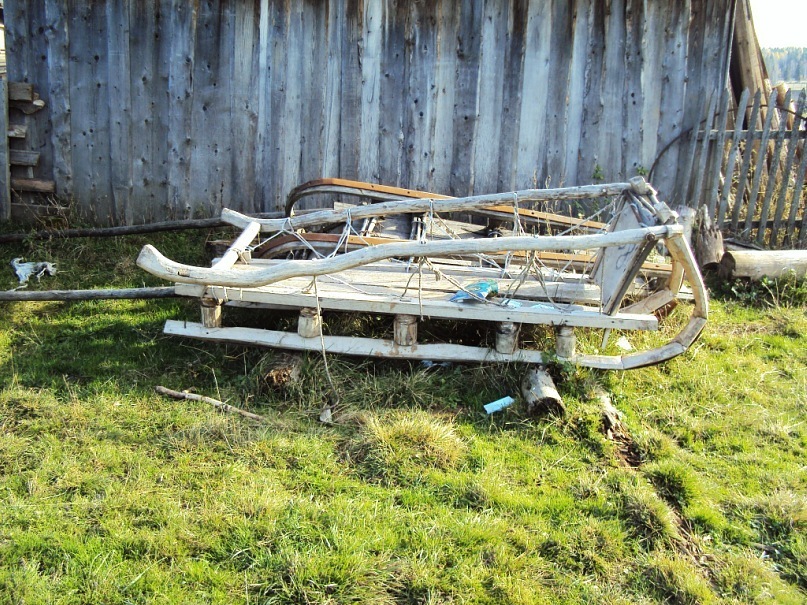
[690,93,717,208]
[430,0,460,194]
[639,0,664,172]
[676,92,708,206]
[496,0,526,192]
[706,85,733,219]
[755,89,791,245]
[449,0,483,195]
[771,91,806,246]
[576,0,604,189]
[543,0,572,186]
[320,0,342,182]
[0,80,10,221]
[278,1,302,209]
[44,0,73,200]
[189,0,235,217]
[358,0,382,183]
[107,0,133,224]
[717,88,750,226]
[596,0,625,182]
[408,0,439,191]
[785,137,807,246]
[471,0,507,193]
[166,0,198,219]
[66,0,96,219]
[652,0,689,203]
[377,0,406,187]
[513,0,551,190]
[299,0,327,190]
[339,0,362,184]
[742,89,778,236]
[254,0,273,211]
[730,89,762,232]
[620,0,644,181]
[563,0,590,187]
[231,0,259,213]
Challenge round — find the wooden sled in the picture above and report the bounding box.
[137,178,707,370]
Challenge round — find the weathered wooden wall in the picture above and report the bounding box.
[4,0,735,225]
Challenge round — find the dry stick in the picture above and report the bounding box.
[0,287,177,302]
[0,212,283,244]
[155,385,267,422]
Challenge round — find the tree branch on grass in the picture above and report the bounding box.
[155,385,267,422]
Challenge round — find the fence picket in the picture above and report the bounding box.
[789,139,807,246]
[691,93,718,209]
[770,91,805,246]
[741,90,778,237]
[717,89,750,226]
[755,89,791,245]
[706,87,732,219]
[731,90,762,232]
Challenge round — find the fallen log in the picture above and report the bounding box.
[521,367,565,416]
[0,287,177,302]
[719,250,807,281]
[0,212,283,244]
[155,385,267,422]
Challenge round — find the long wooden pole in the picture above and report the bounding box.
[0,287,177,302]
[154,386,266,422]
[221,182,638,233]
[0,212,282,244]
[138,225,679,288]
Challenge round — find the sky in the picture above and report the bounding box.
[749,0,807,47]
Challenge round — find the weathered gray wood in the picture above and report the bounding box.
[717,89,750,226]
[0,287,177,302]
[720,250,807,281]
[231,0,259,214]
[44,0,73,199]
[793,146,807,247]
[7,124,28,139]
[690,93,718,208]
[166,0,197,219]
[742,90,779,237]
[755,90,791,245]
[5,0,741,226]
[9,150,40,167]
[770,91,806,247]
[731,90,763,232]
[706,86,732,219]
[107,0,133,224]
[0,80,10,221]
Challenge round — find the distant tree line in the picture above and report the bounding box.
[761,47,807,82]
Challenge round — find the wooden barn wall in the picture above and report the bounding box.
[4,0,734,225]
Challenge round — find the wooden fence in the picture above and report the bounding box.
[2,0,735,226]
[677,88,807,249]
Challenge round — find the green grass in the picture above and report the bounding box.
[1,231,806,603]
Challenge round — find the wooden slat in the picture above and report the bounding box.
[706,87,732,218]
[9,150,40,167]
[742,90,779,237]
[7,82,34,102]
[165,320,549,364]
[176,283,659,330]
[0,80,10,221]
[755,89,791,245]
[44,0,73,198]
[544,0,573,185]
[771,91,807,246]
[730,90,762,232]
[691,93,718,208]
[7,124,28,139]
[231,0,259,214]
[792,145,807,247]
[10,178,56,193]
[107,0,133,224]
[166,0,197,218]
[717,89,750,226]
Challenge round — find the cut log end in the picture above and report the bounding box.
[521,367,565,416]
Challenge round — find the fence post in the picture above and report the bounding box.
[0,78,10,221]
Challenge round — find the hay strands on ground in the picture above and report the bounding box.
[155,385,267,422]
